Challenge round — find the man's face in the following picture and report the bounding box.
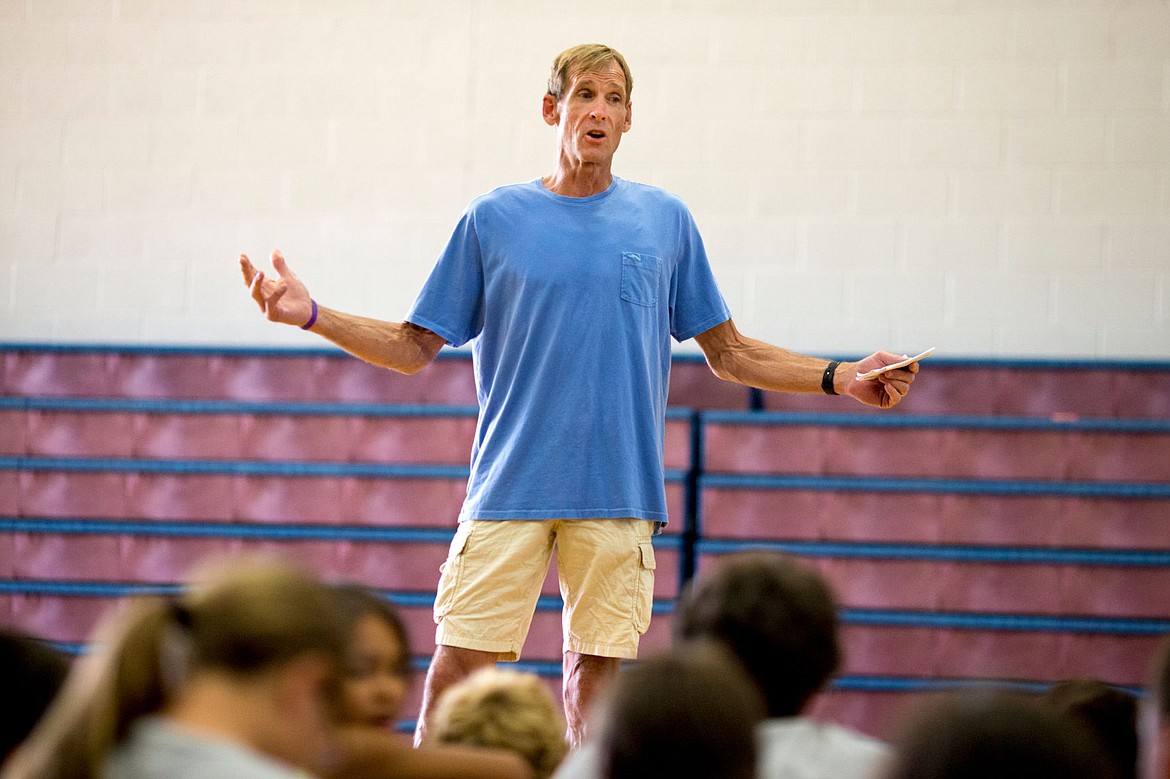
[544,61,632,168]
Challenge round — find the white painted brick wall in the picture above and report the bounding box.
[1114,117,1170,163]
[1007,118,1108,165]
[859,66,955,112]
[0,0,1166,358]
[951,171,1054,217]
[1108,223,1170,269]
[1065,61,1165,111]
[951,272,1053,322]
[903,220,1000,273]
[1059,171,1165,217]
[902,119,1002,166]
[854,171,949,216]
[0,168,15,215]
[0,120,62,164]
[758,172,851,216]
[61,119,151,164]
[1010,11,1113,61]
[18,166,102,210]
[960,64,1060,112]
[1003,221,1106,271]
[1058,272,1160,324]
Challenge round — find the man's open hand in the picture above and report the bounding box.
[240,250,315,328]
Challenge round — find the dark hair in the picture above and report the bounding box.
[672,552,840,717]
[597,644,765,779]
[0,631,70,762]
[1041,679,1137,779]
[331,584,411,677]
[883,690,1117,779]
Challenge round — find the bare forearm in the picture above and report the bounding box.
[310,306,443,376]
[324,729,534,779]
[697,321,850,394]
[240,252,442,375]
[695,318,922,408]
[711,338,840,393]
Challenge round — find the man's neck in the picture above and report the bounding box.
[163,675,270,752]
[541,161,614,198]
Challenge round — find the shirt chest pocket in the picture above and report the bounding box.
[620,252,662,307]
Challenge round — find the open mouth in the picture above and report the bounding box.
[586,130,606,139]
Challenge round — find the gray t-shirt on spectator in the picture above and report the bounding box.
[107,717,304,779]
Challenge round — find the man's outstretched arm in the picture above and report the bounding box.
[694,318,920,409]
[240,250,446,376]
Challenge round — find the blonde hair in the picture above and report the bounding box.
[5,558,346,779]
[547,44,633,103]
[432,668,568,779]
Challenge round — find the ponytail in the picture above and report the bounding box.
[4,558,346,779]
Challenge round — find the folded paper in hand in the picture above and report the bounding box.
[856,348,936,381]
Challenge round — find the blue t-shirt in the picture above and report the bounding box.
[406,177,730,525]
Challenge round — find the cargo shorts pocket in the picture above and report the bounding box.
[632,539,656,635]
[433,522,473,623]
[620,252,661,307]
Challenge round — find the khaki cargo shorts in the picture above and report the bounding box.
[433,518,657,661]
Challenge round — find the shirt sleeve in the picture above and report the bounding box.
[668,205,732,342]
[405,207,485,348]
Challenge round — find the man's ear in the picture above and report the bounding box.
[542,93,559,126]
[623,100,633,133]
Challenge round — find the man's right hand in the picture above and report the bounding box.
[240,250,445,375]
[240,249,316,328]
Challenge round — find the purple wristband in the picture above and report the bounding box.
[301,299,318,330]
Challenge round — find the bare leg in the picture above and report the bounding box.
[413,645,498,746]
[563,651,621,749]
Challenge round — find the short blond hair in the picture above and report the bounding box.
[547,43,633,103]
[432,668,568,779]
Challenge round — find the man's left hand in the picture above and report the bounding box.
[844,352,922,409]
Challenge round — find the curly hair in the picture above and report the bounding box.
[431,667,568,779]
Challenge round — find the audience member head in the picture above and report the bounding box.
[0,630,70,765]
[594,643,766,779]
[1042,678,1137,779]
[672,552,840,718]
[331,584,412,731]
[882,690,1116,779]
[5,557,348,779]
[431,667,567,779]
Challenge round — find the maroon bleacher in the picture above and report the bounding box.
[704,420,1170,481]
[2,345,1168,743]
[763,361,1170,418]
